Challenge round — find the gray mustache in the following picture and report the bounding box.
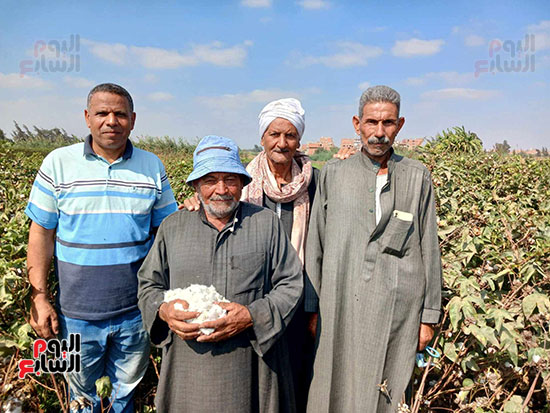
[210,194,234,201]
[367,136,390,144]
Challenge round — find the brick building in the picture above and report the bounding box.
[395,138,424,150]
[319,137,335,151]
[300,136,335,156]
[334,138,361,158]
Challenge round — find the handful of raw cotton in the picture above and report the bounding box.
[164,284,230,335]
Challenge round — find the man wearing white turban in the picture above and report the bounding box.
[184,98,319,411]
[244,98,319,412]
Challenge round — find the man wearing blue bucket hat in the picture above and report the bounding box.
[138,135,304,412]
[183,99,320,411]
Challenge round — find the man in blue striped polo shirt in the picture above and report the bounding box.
[25,83,177,412]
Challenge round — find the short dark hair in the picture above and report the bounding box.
[87,83,134,112]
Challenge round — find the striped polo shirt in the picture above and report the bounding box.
[25,136,178,320]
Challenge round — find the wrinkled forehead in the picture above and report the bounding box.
[88,92,132,112]
[265,117,299,135]
[361,101,399,119]
[201,172,242,181]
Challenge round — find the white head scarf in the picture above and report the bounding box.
[258,98,306,139]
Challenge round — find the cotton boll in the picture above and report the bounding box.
[164,285,230,335]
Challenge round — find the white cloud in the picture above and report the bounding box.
[465,35,485,47]
[298,0,331,10]
[366,26,387,33]
[143,74,159,83]
[358,81,370,90]
[527,20,550,32]
[421,88,500,100]
[391,38,444,57]
[197,88,301,109]
[131,46,198,69]
[82,39,128,65]
[83,39,251,69]
[527,20,550,51]
[0,72,53,89]
[241,0,272,7]
[294,42,383,68]
[148,92,174,102]
[538,54,550,69]
[26,45,72,61]
[0,95,87,139]
[405,76,426,86]
[63,76,94,88]
[192,42,249,67]
[406,71,475,86]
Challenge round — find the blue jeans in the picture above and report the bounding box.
[58,309,150,413]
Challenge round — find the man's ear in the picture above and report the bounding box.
[130,112,136,131]
[84,109,91,129]
[396,117,405,134]
[352,115,361,135]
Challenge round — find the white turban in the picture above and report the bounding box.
[258,98,305,139]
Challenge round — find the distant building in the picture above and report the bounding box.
[319,137,335,151]
[511,149,538,156]
[300,136,335,156]
[334,138,361,158]
[395,138,424,150]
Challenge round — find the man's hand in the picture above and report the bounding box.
[196,302,253,343]
[417,323,435,351]
[178,193,200,211]
[27,222,56,339]
[30,294,59,339]
[333,149,356,160]
[159,300,201,341]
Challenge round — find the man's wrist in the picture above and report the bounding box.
[158,302,168,322]
[30,289,48,300]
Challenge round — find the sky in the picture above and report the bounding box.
[0,0,549,151]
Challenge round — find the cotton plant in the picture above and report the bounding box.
[164,284,230,335]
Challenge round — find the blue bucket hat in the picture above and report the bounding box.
[186,135,252,186]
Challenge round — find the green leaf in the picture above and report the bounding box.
[465,295,486,312]
[467,324,487,347]
[457,390,469,403]
[480,326,500,347]
[501,326,519,366]
[502,395,524,413]
[444,342,459,363]
[522,292,550,319]
[438,224,457,237]
[462,378,474,389]
[527,347,546,363]
[448,296,462,330]
[461,301,477,318]
[461,351,480,372]
[522,294,538,318]
[488,308,514,332]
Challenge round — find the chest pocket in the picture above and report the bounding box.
[381,216,414,257]
[229,252,266,303]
